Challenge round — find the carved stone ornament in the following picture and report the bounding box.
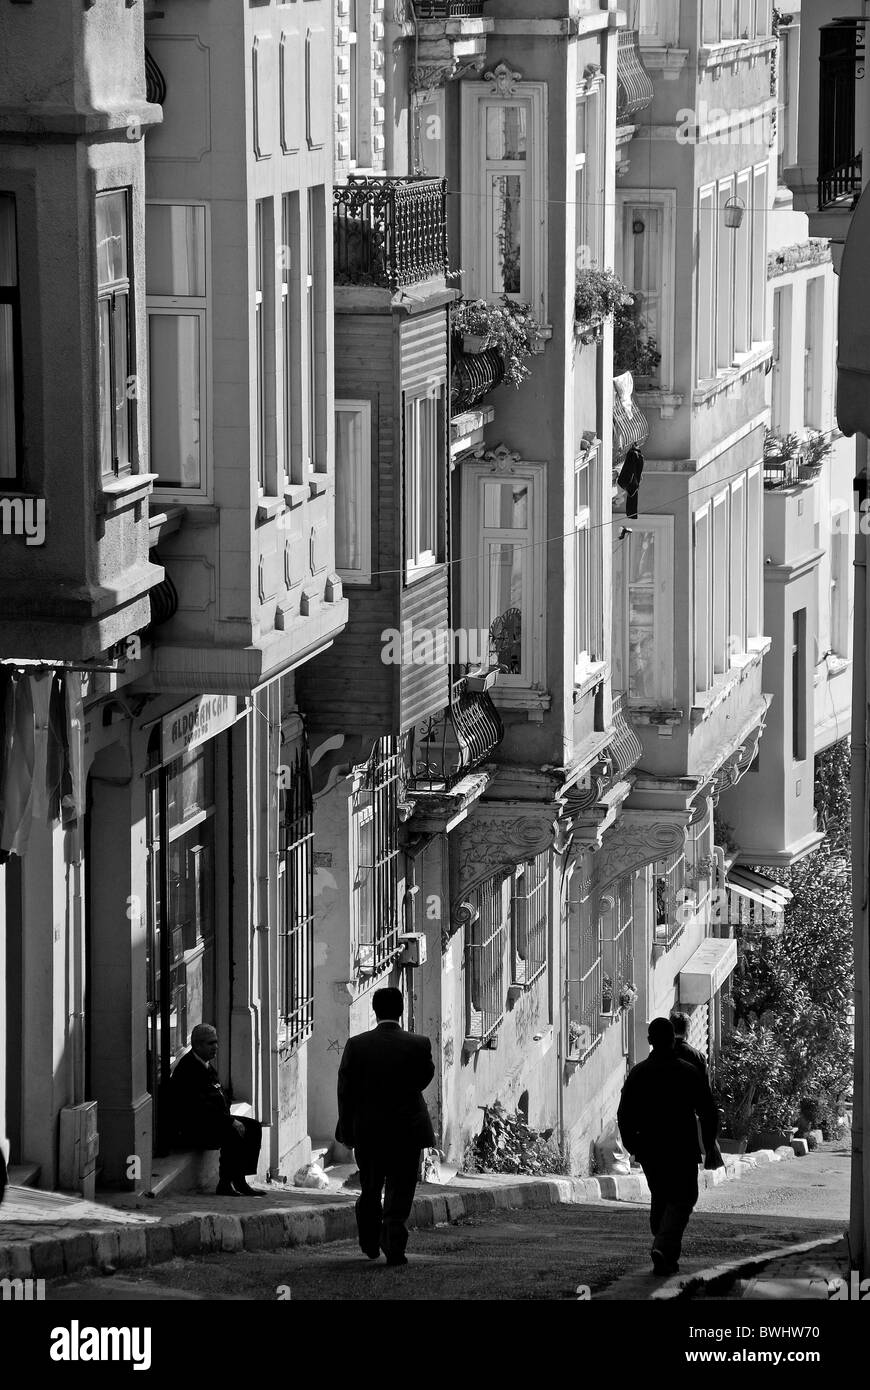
[410,58,485,92]
[468,441,523,471]
[483,61,523,97]
[451,803,557,923]
[592,812,688,898]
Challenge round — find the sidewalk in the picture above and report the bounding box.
[0,1143,806,1285]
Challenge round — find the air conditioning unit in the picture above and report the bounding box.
[59,1101,99,1199]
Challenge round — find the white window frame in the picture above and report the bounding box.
[574,454,592,683]
[804,275,824,429]
[729,477,747,658]
[717,177,735,371]
[712,489,729,674]
[404,387,443,583]
[461,78,548,324]
[830,521,850,658]
[147,198,212,502]
[733,169,752,355]
[697,184,716,383]
[746,465,762,640]
[347,0,360,168]
[461,459,547,692]
[771,283,791,433]
[693,502,713,694]
[616,189,677,391]
[335,399,372,585]
[638,0,679,47]
[750,163,768,345]
[613,514,675,706]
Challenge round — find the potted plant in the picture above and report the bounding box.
[798,429,833,479]
[613,292,662,380]
[574,266,634,342]
[600,974,614,1015]
[617,979,638,1012]
[567,1020,591,1061]
[450,297,538,389]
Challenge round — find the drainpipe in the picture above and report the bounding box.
[851,439,869,1277]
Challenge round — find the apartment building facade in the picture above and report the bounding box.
[0,0,346,1194]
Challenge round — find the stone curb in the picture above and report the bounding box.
[0,1145,804,1283]
[649,1233,846,1302]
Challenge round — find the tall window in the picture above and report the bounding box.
[466,873,507,1044]
[750,164,768,344]
[147,203,208,494]
[804,276,824,428]
[717,179,735,370]
[746,465,762,639]
[771,285,791,431]
[0,193,21,484]
[278,743,315,1049]
[613,517,674,704]
[729,478,746,657]
[697,185,716,381]
[347,0,359,167]
[713,491,728,673]
[830,525,850,658]
[574,455,591,681]
[792,608,807,761]
[255,199,267,490]
[511,853,548,989]
[693,503,712,692]
[733,170,752,354]
[404,388,443,581]
[601,875,635,997]
[281,192,299,486]
[462,463,547,689]
[567,876,602,1060]
[617,192,676,389]
[96,189,133,477]
[306,188,326,474]
[351,737,402,974]
[335,400,372,583]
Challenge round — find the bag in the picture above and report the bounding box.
[293,1162,330,1190]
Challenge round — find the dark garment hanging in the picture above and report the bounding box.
[617,445,645,519]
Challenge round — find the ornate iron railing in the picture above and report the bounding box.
[615,29,654,124]
[334,176,448,291]
[818,20,865,210]
[450,343,505,414]
[145,47,166,106]
[414,0,488,16]
[563,691,643,815]
[407,675,504,792]
[353,736,403,974]
[463,875,506,1045]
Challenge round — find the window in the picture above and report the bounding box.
[567,876,602,1060]
[653,849,687,950]
[746,465,762,639]
[776,23,790,183]
[601,875,635,998]
[281,192,299,486]
[351,736,402,974]
[462,460,547,690]
[254,199,267,491]
[638,0,679,47]
[306,188,326,473]
[278,743,315,1049]
[693,502,712,692]
[147,203,208,494]
[574,98,588,273]
[771,285,791,432]
[792,608,807,760]
[729,478,746,656]
[347,0,359,166]
[716,179,735,370]
[461,80,548,322]
[617,192,676,389]
[96,189,133,477]
[404,388,443,581]
[0,193,21,484]
[703,0,753,43]
[613,516,674,704]
[750,164,768,345]
[576,83,603,273]
[335,400,371,583]
[466,873,507,1044]
[713,490,728,673]
[830,524,850,658]
[733,170,752,354]
[804,276,824,428]
[697,185,716,381]
[574,455,591,680]
[511,852,548,989]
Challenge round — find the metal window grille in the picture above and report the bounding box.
[817,21,865,211]
[612,875,634,993]
[686,803,713,916]
[566,881,603,1062]
[511,851,548,988]
[465,874,506,1044]
[653,848,686,950]
[278,742,315,1048]
[353,736,402,974]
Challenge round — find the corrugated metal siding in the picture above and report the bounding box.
[400,310,448,392]
[400,566,450,730]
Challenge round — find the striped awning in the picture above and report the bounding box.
[727,867,793,915]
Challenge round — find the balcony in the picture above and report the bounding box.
[450,343,505,415]
[406,675,504,794]
[333,176,448,292]
[616,30,654,126]
[414,1,488,15]
[818,19,865,211]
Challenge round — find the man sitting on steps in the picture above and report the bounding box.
[169,1024,263,1198]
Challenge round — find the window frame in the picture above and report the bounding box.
[616,189,677,391]
[697,184,717,383]
[460,78,548,325]
[746,464,762,640]
[566,872,603,1062]
[465,873,508,1045]
[613,513,675,706]
[96,187,135,481]
[461,458,547,692]
[712,489,729,674]
[277,744,315,1051]
[750,163,768,346]
[146,199,212,501]
[638,0,679,47]
[403,385,445,583]
[335,398,372,584]
[693,501,713,694]
[803,274,825,429]
[510,852,549,990]
[729,476,747,657]
[574,453,592,683]
[0,191,23,487]
[716,176,735,371]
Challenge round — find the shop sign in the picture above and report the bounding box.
[161,694,238,761]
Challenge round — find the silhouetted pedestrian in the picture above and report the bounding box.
[336,987,435,1266]
[618,1016,723,1275]
[670,1010,709,1075]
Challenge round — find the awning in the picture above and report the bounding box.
[679,937,738,1006]
[727,867,793,914]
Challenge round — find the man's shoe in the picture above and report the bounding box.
[651,1248,678,1276]
[216,1181,237,1196]
[384,1254,408,1267]
[234,1180,263,1197]
[360,1245,381,1260]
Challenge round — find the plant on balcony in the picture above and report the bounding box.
[799,429,833,477]
[764,427,833,481]
[567,1020,591,1061]
[617,979,638,1012]
[613,292,662,380]
[601,974,614,1014]
[574,266,634,343]
[450,296,537,388]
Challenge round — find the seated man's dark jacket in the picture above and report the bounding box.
[617,1049,719,1167]
[169,1049,232,1149]
[335,1022,436,1151]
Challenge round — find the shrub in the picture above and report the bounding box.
[450,296,538,389]
[574,266,634,329]
[464,1101,570,1176]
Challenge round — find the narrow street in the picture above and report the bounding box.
[47,1148,848,1302]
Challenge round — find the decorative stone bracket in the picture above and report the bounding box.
[591,811,689,899]
[450,801,560,929]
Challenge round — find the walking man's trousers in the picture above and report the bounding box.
[642,1159,700,1265]
[354,1143,421,1261]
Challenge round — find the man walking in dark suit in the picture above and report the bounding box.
[336,986,436,1266]
[670,1010,709,1075]
[169,1024,263,1197]
[618,1016,723,1276]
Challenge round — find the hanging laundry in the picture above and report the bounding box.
[62,672,84,826]
[0,669,36,858]
[617,444,645,520]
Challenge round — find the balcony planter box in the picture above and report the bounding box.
[462,333,490,355]
[465,665,501,693]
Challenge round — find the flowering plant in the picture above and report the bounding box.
[450,296,538,389]
[617,980,639,1010]
[574,266,634,334]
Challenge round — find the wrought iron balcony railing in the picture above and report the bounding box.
[414,1,488,16]
[145,47,166,106]
[334,176,448,291]
[563,692,643,816]
[615,29,654,124]
[450,343,505,415]
[818,19,865,210]
[407,675,504,793]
